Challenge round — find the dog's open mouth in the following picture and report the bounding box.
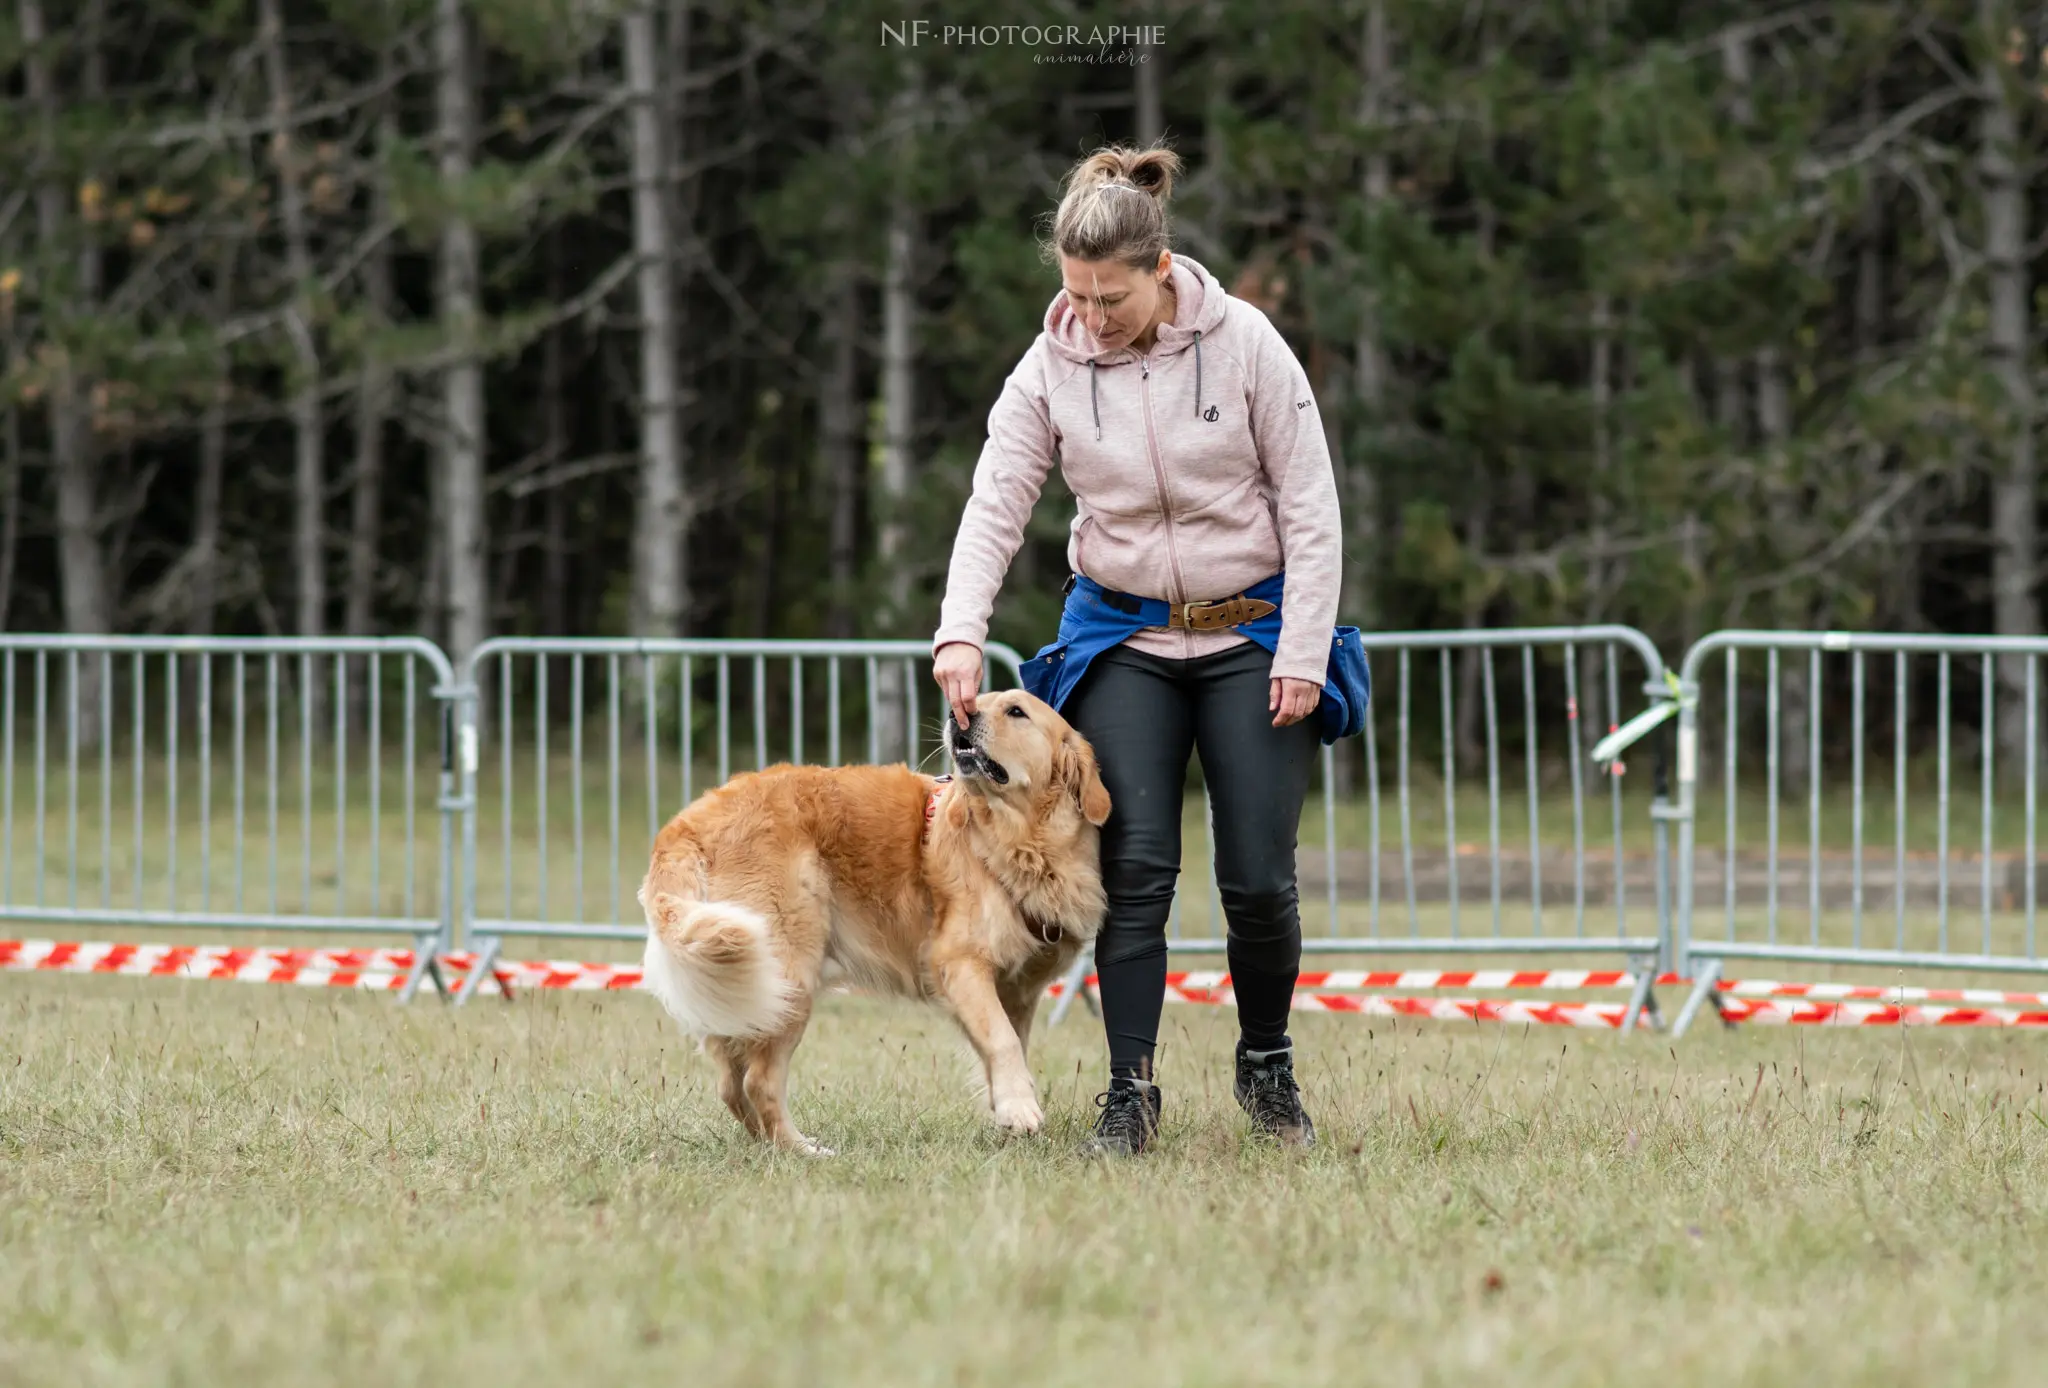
[954,749,1010,785]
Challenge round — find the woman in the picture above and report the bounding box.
[930,143,1344,1156]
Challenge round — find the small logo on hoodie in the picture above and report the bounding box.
[1203,405,1219,422]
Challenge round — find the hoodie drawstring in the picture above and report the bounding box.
[1091,358,1101,441]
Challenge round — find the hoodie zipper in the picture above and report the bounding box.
[1137,353,1191,609]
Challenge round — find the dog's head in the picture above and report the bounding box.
[949,690,1111,827]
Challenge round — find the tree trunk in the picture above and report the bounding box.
[1981,0,2037,762]
[1455,67,1497,770]
[260,0,325,651]
[872,74,922,764]
[0,402,18,630]
[662,0,694,281]
[1722,26,1810,793]
[491,493,529,619]
[822,261,862,640]
[1854,85,1886,361]
[26,0,109,744]
[1585,291,1615,625]
[1348,0,1389,630]
[191,241,235,636]
[541,232,570,639]
[1134,5,1163,145]
[749,442,788,639]
[437,0,486,665]
[346,49,397,665]
[1756,343,1811,795]
[1455,500,1487,772]
[422,458,447,648]
[343,359,388,639]
[1853,87,1917,631]
[1677,356,1706,649]
[625,3,688,638]
[1713,357,1744,439]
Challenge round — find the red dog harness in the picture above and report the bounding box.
[920,774,1063,946]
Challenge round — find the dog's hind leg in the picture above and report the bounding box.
[741,997,832,1156]
[703,1036,765,1141]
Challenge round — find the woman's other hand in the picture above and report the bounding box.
[1269,677,1321,728]
[933,643,984,729]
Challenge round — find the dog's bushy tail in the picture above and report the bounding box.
[639,883,796,1039]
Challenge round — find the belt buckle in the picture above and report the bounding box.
[1180,600,1224,631]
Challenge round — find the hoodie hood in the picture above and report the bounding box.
[1041,252,1229,366]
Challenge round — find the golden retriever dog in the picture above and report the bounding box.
[636,688,1111,1154]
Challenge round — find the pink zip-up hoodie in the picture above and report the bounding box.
[932,252,1343,685]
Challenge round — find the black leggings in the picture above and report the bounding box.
[1065,641,1322,1077]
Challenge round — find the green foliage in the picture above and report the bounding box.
[0,0,2039,658]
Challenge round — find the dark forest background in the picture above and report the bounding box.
[3,1,2046,770]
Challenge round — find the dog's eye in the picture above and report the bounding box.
[1005,705,1029,719]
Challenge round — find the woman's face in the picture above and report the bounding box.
[1058,252,1170,353]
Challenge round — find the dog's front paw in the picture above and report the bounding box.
[991,1090,1043,1134]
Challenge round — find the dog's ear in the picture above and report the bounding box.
[1059,730,1112,826]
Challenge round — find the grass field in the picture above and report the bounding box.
[4,972,2047,1386]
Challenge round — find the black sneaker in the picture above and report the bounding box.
[1078,1077,1161,1157]
[1235,1041,1315,1148]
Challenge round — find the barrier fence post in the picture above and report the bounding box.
[450,665,496,1005]
[401,695,460,1002]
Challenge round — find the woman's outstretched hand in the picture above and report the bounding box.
[933,643,983,729]
[1270,677,1321,728]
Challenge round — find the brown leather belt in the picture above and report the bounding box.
[1166,594,1278,631]
[1064,575,1278,633]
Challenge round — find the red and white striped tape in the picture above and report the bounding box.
[1173,968,1665,992]
[0,939,430,989]
[0,939,642,998]
[478,958,642,992]
[1715,979,2048,1008]
[1713,997,2048,1027]
[1045,979,1652,1029]
[10,940,2048,1026]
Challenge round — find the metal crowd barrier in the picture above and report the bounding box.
[448,638,1031,1002]
[80,626,2048,1042]
[0,635,464,1000]
[438,628,1678,1022]
[1668,631,2048,1035]
[1048,625,1680,1026]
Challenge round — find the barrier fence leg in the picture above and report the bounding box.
[1621,956,1658,1033]
[455,934,505,1006]
[1670,959,1724,1039]
[1047,944,1096,1028]
[399,930,452,1003]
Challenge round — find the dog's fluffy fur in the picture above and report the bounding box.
[637,689,1111,1153]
